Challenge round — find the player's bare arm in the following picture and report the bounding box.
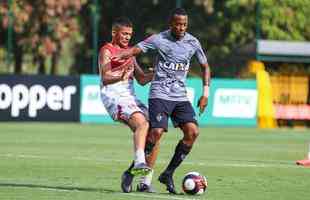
[197,63,210,115]
[133,58,154,85]
[114,46,143,60]
[99,49,129,85]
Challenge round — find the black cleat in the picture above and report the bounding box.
[136,183,156,193]
[121,171,134,193]
[158,172,177,194]
[130,163,152,176]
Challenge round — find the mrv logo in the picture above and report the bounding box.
[0,84,77,117]
[213,88,258,118]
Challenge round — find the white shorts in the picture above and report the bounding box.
[100,93,148,122]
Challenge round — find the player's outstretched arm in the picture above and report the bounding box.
[197,63,211,115]
[114,46,143,60]
[133,58,154,85]
[99,49,130,85]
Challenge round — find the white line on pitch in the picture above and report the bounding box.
[0,153,297,168]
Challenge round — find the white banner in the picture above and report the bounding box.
[213,89,258,118]
[81,85,108,115]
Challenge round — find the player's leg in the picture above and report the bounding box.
[127,111,152,175]
[162,122,198,175]
[146,137,160,168]
[145,98,171,168]
[137,130,162,192]
[137,98,171,192]
[121,112,151,193]
[118,98,151,193]
[158,101,198,194]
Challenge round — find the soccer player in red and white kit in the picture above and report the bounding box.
[98,17,154,193]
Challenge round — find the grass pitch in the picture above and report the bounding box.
[0,123,309,200]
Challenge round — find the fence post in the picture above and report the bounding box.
[92,0,99,74]
[6,0,13,66]
[255,0,261,60]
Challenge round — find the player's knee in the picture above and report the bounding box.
[137,120,149,131]
[184,127,199,143]
[191,129,199,140]
[150,128,164,142]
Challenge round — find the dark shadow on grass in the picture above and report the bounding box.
[0,183,199,199]
[0,182,117,194]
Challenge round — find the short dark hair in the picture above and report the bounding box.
[112,17,133,30]
[169,8,187,21]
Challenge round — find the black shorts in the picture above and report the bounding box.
[149,98,197,131]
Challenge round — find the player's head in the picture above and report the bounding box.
[169,8,188,39]
[112,17,133,48]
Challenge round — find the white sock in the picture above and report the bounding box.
[134,149,146,165]
[140,169,153,186]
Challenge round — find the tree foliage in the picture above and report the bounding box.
[0,0,86,74]
[184,0,310,76]
[260,0,310,41]
[1,0,309,76]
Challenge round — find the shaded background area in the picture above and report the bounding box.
[1,0,310,77]
[0,0,310,126]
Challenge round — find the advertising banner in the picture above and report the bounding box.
[80,75,197,124]
[80,75,257,126]
[274,104,310,120]
[0,75,80,121]
[202,79,258,126]
[80,75,114,123]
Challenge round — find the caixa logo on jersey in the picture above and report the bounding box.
[0,75,80,121]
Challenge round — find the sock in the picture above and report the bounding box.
[144,142,155,156]
[164,140,192,175]
[140,169,154,186]
[134,148,146,165]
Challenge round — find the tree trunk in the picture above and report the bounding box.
[51,43,61,75]
[14,46,23,74]
[38,55,46,74]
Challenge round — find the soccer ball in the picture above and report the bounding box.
[182,172,208,195]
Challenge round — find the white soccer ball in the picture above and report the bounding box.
[182,172,208,195]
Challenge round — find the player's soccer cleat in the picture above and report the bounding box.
[136,183,156,193]
[130,162,152,176]
[121,170,134,193]
[158,172,177,194]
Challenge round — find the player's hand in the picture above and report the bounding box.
[121,68,130,81]
[197,96,208,116]
[147,67,155,77]
[120,59,133,81]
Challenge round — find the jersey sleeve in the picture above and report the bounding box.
[136,34,159,53]
[194,40,208,65]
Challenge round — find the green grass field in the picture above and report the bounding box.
[0,123,309,200]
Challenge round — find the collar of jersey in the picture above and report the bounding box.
[167,30,187,41]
